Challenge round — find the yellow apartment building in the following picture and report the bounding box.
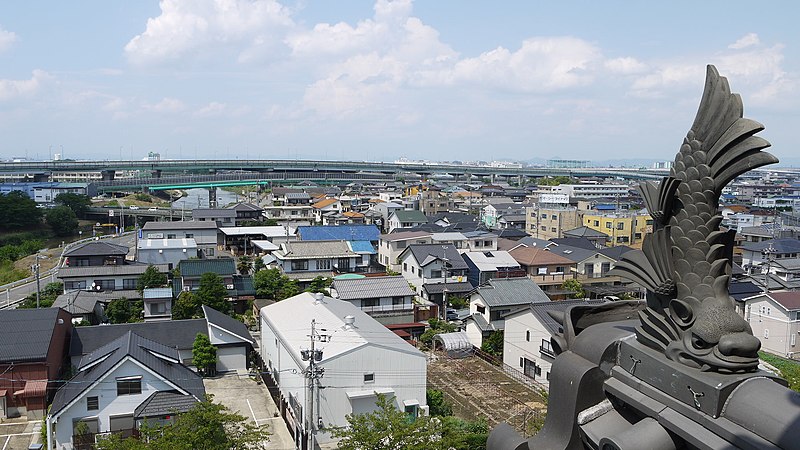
[582,211,652,247]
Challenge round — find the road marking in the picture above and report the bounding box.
[1,436,9,450]
[246,399,258,425]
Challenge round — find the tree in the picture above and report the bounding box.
[45,206,78,236]
[196,272,232,315]
[54,193,91,218]
[252,257,266,272]
[440,416,489,450]
[192,333,217,377]
[17,282,63,309]
[253,268,283,299]
[137,265,168,294]
[481,330,504,357]
[0,191,41,231]
[447,295,468,310]
[173,291,200,320]
[237,256,252,275]
[305,276,332,294]
[105,298,142,324]
[96,395,270,450]
[278,279,300,300]
[561,279,585,299]
[330,393,446,450]
[426,388,453,417]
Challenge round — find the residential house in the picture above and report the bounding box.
[581,211,652,247]
[191,208,236,226]
[272,240,367,284]
[297,225,381,246]
[260,293,427,447]
[509,246,577,294]
[743,291,800,359]
[136,238,197,269]
[377,231,432,272]
[464,278,550,348]
[64,241,129,267]
[220,226,292,255]
[173,258,255,313]
[741,238,800,277]
[52,290,130,325]
[142,221,221,258]
[562,226,609,248]
[58,263,168,293]
[419,190,456,216]
[397,244,472,307]
[331,276,417,325]
[227,202,264,224]
[370,201,403,231]
[549,184,629,200]
[0,308,72,419]
[311,197,342,223]
[142,288,172,322]
[47,331,205,449]
[547,244,617,281]
[462,250,525,286]
[503,299,605,387]
[482,203,527,229]
[387,210,428,232]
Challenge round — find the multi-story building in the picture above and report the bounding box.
[581,211,651,247]
[743,291,800,359]
[141,221,221,258]
[377,231,432,271]
[526,206,580,240]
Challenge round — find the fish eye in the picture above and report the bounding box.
[691,334,712,349]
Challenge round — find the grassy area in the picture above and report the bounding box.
[760,351,800,392]
[0,260,29,285]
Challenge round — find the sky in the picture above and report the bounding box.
[0,1,798,165]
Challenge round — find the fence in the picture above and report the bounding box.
[472,347,548,394]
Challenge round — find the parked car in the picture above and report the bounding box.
[446,309,459,321]
[129,205,139,210]
[148,207,158,211]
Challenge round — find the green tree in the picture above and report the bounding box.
[0,191,42,231]
[305,276,332,294]
[253,268,283,299]
[252,257,266,272]
[96,396,270,450]
[426,388,453,417]
[196,272,232,315]
[137,265,168,294]
[330,393,446,450]
[173,291,200,320]
[237,256,252,275]
[447,295,468,310]
[561,279,585,299]
[54,193,91,218]
[105,298,142,324]
[481,330,504,357]
[18,282,63,309]
[46,206,78,236]
[192,333,217,377]
[440,416,489,450]
[278,279,300,300]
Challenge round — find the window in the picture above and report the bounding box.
[87,396,99,411]
[362,299,379,308]
[185,233,194,238]
[116,377,142,396]
[484,240,492,247]
[151,302,166,314]
[403,263,408,272]
[593,220,600,227]
[94,279,115,291]
[519,357,524,368]
[65,281,86,290]
[541,226,546,231]
[392,296,405,306]
[411,267,416,274]
[291,260,308,271]
[123,278,138,289]
[541,214,547,219]
[551,227,557,232]
[430,270,442,278]
[526,330,530,342]
[617,222,625,230]
[764,329,769,339]
[537,267,548,275]
[167,234,177,239]
[364,373,375,383]
[605,222,613,229]
[601,262,611,275]
[206,247,215,257]
[476,305,486,314]
[317,259,331,270]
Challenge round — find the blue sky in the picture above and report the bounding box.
[0,1,798,165]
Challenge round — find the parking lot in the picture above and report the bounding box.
[0,418,39,450]
[203,373,295,449]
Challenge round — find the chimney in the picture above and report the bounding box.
[343,315,355,330]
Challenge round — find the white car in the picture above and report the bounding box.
[129,205,139,210]
[148,207,158,211]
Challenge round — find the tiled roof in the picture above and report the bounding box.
[227,202,263,212]
[741,238,800,254]
[563,226,609,238]
[69,319,207,358]
[379,230,432,241]
[598,245,635,261]
[58,264,169,278]
[143,220,219,230]
[0,308,61,363]
[299,225,380,242]
[192,208,236,219]
[473,278,549,307]
[312,198,339,209]
[462,251,520,271]
[276,240,357,259]
[402,244,468,269]
[51,331,205,417]
[285,192,311,199]
[509,246,575,267]
[525,299,607,335]
[423,281,474,294]
[333,276,414,300]
[134,390,199,418]
[468,313,493,332]
[178,258,236,277]
[64,241,129,257]
[391,210,428,223]
[202,305,253,343]
[768,291,800,311]
[550,237,599,251]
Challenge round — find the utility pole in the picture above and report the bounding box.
[302,319,329,450]
[32,254,41,308]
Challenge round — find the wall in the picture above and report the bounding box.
[745,296,799,358]
[503,311,554,387]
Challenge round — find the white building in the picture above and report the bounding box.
[260,292,427,447]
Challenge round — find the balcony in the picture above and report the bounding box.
[74,429,140,450]
[360,304,413,313]
[539,339,555,359]
[528,272,575,285]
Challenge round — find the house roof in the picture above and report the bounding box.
[462,251,520,272]
[260,293,425,365]
[227,202,263,212]
[549,237,599,250]
[423,281,474,295]
[468,313,493,332]
[766,291,800,311]
[137,238,197,250]
[58,264,168,278]
[64,241,129,257]
[332,276,415,300]
[143,288,173,299]
[178,258,236,277]
[219,226,289,237]
[498,214,527,223]
[312,198,339,209]
[391,210,428,223]
[546,244,600,263]
[598,245,636,262]
[0,308,62,363]
[143,221,219,231]
[192,208,236,219]
[53,290,140,315]
[69,319,207,358]
[379,230,432,242]
[509,246,575,267]
[349,240,376,254]
[497,229,529,240]
[741,238,800,254]
[563,226,609,239]
[202,305,253,343]
[134,390,200,418]
[276,240,358,259]
[51,331,205,418]
[298,225,380,242]
[402,244,468,269]
[472,278,550,307]
[285,192,311,200]
[728,281,762,301]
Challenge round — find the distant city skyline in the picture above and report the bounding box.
[0,1,798,164]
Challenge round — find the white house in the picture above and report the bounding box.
[331,276,416,325]
[743,291,800,359]
[377,231,432,272]
[260,292,427,448]
[502,299,605,387]
[397,244,472,307]
[46,331,205,449]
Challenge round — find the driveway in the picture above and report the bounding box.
[203,373,295,449]
[0,418,39,450]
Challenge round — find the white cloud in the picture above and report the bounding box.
[195,101,227,117]
[729,33,760,50]
[144,97,186,113]
[0,70,51,101]
[125,0,294,65]
[0,26,16,53]
[604,57,648,75]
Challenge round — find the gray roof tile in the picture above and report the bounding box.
[0,308,62,363]
[178,258,236,277]
[70,319,207,357]
[64,241,129,257]
[473,278,550,307]
[202,305,253,343]
[332,276,414,300]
